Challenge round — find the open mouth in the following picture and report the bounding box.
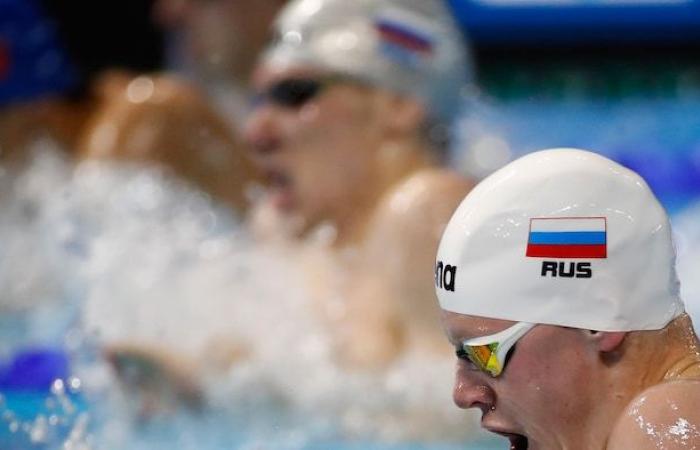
[509,434,528,450]
[493,431,529,450]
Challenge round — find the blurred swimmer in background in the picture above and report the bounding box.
[245,0,475,367]
[78,73,259,213]
[72,0,271,212]
[0,0,259,413]
[104,0,476,425]
[0,0,260,410]
[77,0,297,212]
[153,0,289,128]
[0,0,260,212]
[436,149,699,449]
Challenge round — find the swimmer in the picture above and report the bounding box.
[102,0,474,420]
[78,72,259,212]
[76,72,261,411]
[245,0,475,367]
[435,149,700,449]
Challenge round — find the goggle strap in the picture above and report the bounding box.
[462,322,536,347]
[461,322,536,376]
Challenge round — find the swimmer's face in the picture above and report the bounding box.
[154,0,284,81]
[245,65,399,235]
[441,311,603,450]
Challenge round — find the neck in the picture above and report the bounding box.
[528,318,699,450]
[644,315,700,382]
[662,316,700,380]
[583,316,700,449]
[330,138,436,248]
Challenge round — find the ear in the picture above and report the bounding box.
[588,330,627,353]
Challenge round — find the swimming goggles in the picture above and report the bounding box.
[456,322,536,377]
[252,75,358,109]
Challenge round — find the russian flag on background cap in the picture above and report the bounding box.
[526,217,607,258]
[376,19,433,55]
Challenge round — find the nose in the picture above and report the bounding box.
[243,104,282,158]
[453,361,496,415]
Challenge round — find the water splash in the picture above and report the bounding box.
[1,147,479,448]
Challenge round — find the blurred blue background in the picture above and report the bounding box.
[448,0,700,215]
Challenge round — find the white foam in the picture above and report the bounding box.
[2,149,476,445]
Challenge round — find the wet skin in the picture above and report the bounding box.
[246,64,474,364]
[441,311,700,449]
[442,312,610,450]
[245,65,430,242]
[79,73,258,212]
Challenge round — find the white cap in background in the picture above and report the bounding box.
[263,0,472,123]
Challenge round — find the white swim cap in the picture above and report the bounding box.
[263,0,471,123]
[435,148,685,331]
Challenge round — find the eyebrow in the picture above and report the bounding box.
[448,325,503,343]
[446,328,471,346]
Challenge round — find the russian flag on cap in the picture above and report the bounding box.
[526,217,607,259]
[376,19,433,55]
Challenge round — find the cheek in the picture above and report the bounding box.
[502,345,593,421]
[293,154,370,214]
[299,104,372,140]
[304,90,379,136]
[291,105,377,173]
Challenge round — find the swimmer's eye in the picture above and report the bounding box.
[455,322,536,377]
[455,347,479,369]
[251,75,362,110]
[253,78,325,109]
[455,347,469,360]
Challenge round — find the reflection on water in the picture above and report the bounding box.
[0,147,496,449]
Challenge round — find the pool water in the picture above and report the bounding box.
[0,151,506,449]
[2,92,700,449]
[0,357,507,449]
[0,388,505,449]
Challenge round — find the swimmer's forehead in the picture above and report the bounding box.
[440,311,517,344]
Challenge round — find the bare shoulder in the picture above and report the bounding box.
[369,168,474,244]
[381,168,473,212]
[608,379,700,450]
[352,168,473,357]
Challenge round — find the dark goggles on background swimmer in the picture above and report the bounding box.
[251,76,356,109]
[456,322,536,377]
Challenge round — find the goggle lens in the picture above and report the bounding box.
[456,322,536,378]
[463,343,502,377]
[255,78,324,109]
